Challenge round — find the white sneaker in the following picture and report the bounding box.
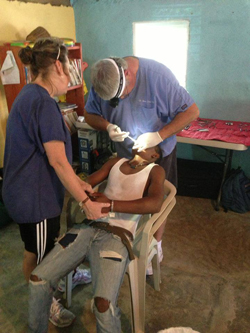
[58,268,92,292]
[146,244,163,276]
[146,261,153,276]
[158,243,163,262]
[49,298,76,327]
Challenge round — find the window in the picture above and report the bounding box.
[133,20,189,87]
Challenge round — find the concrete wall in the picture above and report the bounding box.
[72,0,250,175]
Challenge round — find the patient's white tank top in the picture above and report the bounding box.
[101,158,156,236]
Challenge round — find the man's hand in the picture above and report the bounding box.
[133,132,163,152]
[107,124,129,142]
[89,192,111,214]
[82,199,110,219]
[88,192,109,203]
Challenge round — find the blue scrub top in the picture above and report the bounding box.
[85,57,195,158]
[3,84,72,224]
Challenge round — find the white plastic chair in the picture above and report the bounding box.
[64,179,176,333]
[127,180,176,333]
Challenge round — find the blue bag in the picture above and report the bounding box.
[221,168,250,213]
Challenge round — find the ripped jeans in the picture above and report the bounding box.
[28,224,130,333]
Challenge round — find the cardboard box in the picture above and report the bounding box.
[75,120,93,130]
[80,150,90,160]
[77,129,97,174]
[81,161,91,174]
[77,128,97,140]
[78,129,97,151]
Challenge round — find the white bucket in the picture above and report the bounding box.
[157,328,200,333]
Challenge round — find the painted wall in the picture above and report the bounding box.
[72,0,250,176]
[0,0,76,168]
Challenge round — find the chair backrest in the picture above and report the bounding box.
[132,179,176,257]
[146,179,176,237]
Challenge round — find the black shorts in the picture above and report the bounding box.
[159,146,178,187]
[18,216,60,264]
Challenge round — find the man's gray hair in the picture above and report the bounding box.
[91,57,128,100]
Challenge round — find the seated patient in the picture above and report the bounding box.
[28,146,165,333]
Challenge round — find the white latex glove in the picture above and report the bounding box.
[107,124,129,142]
[132,132,163,152]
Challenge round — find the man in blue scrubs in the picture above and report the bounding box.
[85,56,199,272]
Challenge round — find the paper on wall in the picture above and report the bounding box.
[0,51,20,85]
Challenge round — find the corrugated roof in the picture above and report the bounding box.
[8,0,71,7]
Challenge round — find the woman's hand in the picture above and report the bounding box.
[78,178,94,194]
[82,199,110,220]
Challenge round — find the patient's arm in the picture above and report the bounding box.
[89,166,165,215]
[86,157,121,188]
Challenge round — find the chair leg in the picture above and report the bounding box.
[127,245,162,332]
[65,271,73,308]
[151,250,161,291]
[127,261,139,332]
[127,259,145,333]
[136,256,147,333]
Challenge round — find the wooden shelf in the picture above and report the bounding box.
[0,42,86,116]
[67,84,82,91]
